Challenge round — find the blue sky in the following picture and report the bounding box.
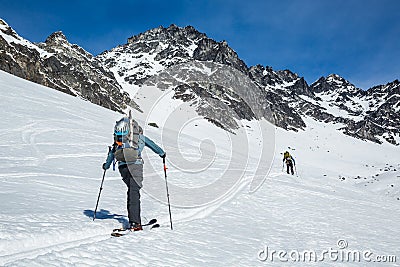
[1,0,399,89]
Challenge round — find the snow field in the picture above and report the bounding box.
[0,70,399,266]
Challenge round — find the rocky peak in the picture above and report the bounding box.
[40,31,93,60]
[125,23,248,73]
[249,66,301,85]
[128,24,207,44]
[0,19,19,40]
[367,79,400,97]
[99,24,249,86]
[249,65,282,87]
[311,74,360,95]
[0,18,10,30]
[45,31,69,46]
[248,64,267,82]
[248,65,311,96]
[326,73,343,82]
[276,69,299,83]
[193,38,248,73]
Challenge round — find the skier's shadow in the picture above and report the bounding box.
[83,209,129,227]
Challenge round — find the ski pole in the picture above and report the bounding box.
[93,169,106,221]
[93,146,111,221]
[163,157,173,230]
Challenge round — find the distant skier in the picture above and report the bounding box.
[283,151,295,175]
[102,114,165,231]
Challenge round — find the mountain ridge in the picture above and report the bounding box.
[0,18,138,113]
[0,18,398,145]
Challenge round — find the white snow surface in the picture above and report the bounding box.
[0,70,400,266]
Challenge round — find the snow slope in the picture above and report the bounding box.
[0,70,399,266]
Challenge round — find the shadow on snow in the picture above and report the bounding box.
[83,209,128,227]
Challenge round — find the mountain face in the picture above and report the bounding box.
[0,19,137,112]
[306,75,400,144]
[98,24,399,145]
[0,19,398,145]
[98,25,248,86]
[343,80,400,144]
[97,25,306,131]
[98,24,399,144]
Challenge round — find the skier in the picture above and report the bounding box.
[283,151,295,175]
[102,116,165,231]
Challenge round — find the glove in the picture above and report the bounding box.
[160,153,166,159]
[102,163,108,170]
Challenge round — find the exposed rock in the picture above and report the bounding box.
[0,19,138,113]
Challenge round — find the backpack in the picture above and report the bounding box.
[284,151,292,164]
[113,112,141,162]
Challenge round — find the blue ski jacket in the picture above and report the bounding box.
[103,134,165,169]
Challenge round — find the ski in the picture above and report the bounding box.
[112,218,157,232]
[111,218,158,237]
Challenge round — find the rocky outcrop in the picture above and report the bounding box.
[343,80,400,144]
[0,19,137,112]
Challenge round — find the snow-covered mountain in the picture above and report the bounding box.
[97,24,247,86]
[307,75,400,144]
[1,68,400,266]
[97,24,305,131]
[0,19,399,145]
[96,24,399,144]
[0,19,137,112]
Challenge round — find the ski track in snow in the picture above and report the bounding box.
[1,71,400,266]
[1,232,109,265]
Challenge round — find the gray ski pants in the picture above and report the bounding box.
[119,164,143,224]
